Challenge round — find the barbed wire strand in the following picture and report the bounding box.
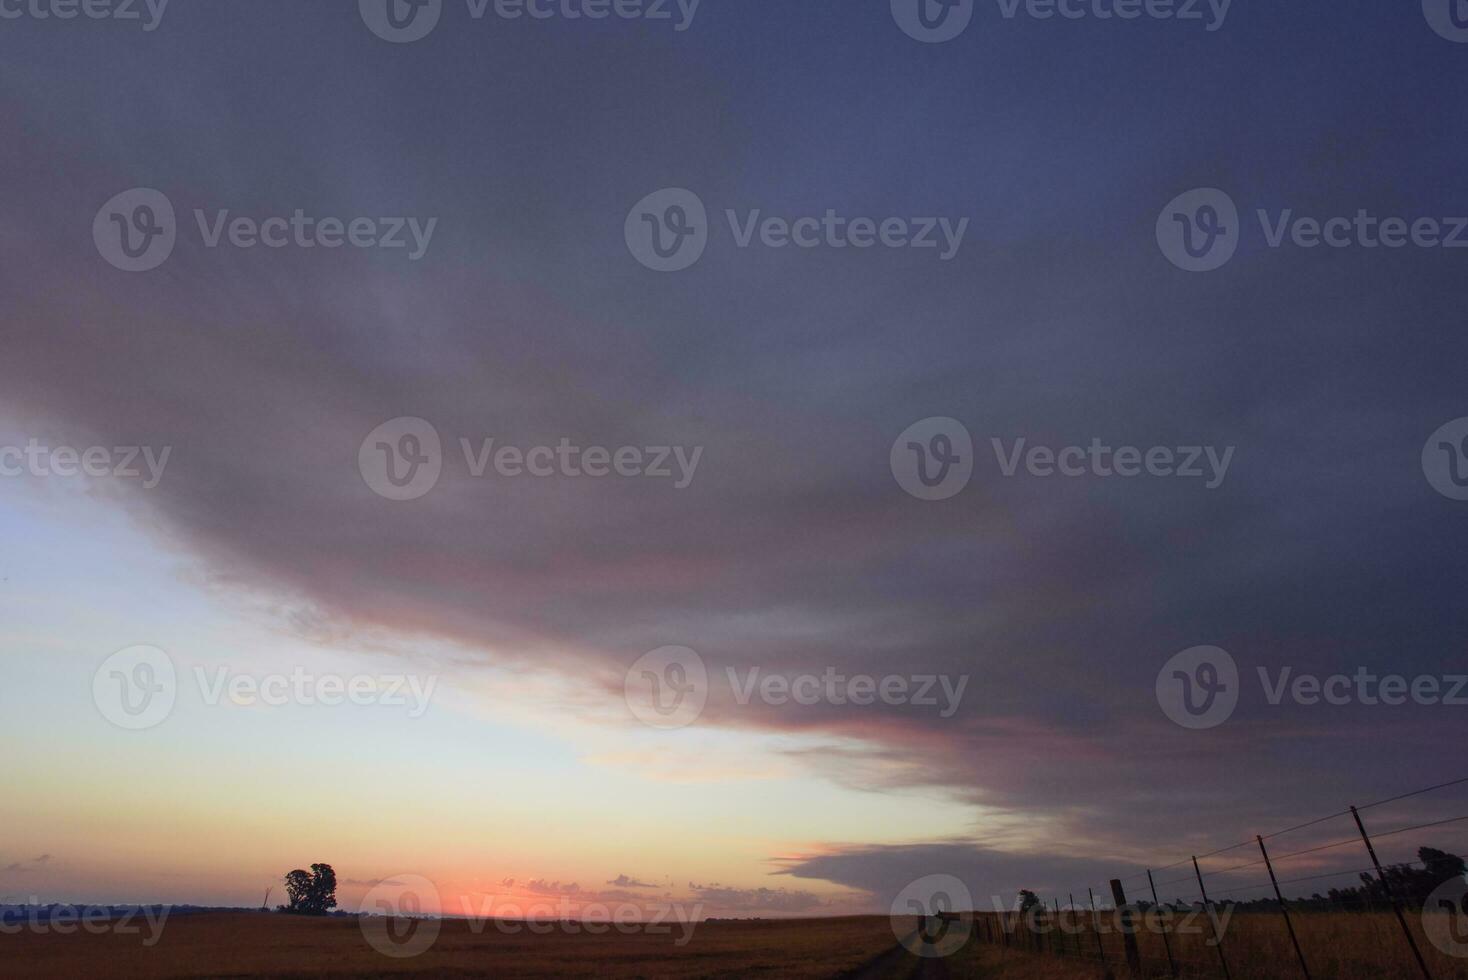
[1107,774,1468,891]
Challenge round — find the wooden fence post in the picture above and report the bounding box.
[1110,879,1142,976]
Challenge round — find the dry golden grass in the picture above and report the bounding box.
[0,911,901,979]
[957,910,1468,979]
[8,908,1468,978]
[959,946,1108,979]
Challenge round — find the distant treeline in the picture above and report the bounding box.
[1134,847,1466,913]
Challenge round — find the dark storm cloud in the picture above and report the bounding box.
[778,841,1140,910]
[2,1,1466,893]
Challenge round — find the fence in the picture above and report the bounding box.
[948,775,1468,979]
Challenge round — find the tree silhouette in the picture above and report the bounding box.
[281,863,338,915]
[1313,847,1467,910]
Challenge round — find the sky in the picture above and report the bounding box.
[1,0,1466,920]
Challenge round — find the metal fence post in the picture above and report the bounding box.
[1193,856,1232,980]
[1054,898,1065,958]
[1257,835,1311,979]
[1070,894,1080,961]
[1147,870,1179,980]
[1089,887,1116,980]
[1350,805,1433,980]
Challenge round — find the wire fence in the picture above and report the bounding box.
[956,776,1468,979]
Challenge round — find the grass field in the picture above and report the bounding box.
[0,912,901,979]
[955,909,1468,979]
[6,909,1468,978]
